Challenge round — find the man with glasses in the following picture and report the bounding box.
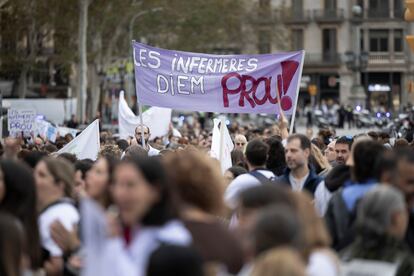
[234,134,247,152]
[134,124,160,156]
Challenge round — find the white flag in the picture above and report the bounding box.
[58,119,100,160]
[210,118,234,173]
[118,91,172,140]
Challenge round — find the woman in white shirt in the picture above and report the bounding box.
[83,156,191,276]
[34,157,80,275]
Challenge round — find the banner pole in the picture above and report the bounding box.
[138,103,146,149]
[289,50,305,135]
[132,40,146,149]
[219,117,226,165]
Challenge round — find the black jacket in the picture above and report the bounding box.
[324,190,355,251]
[279,166,322,195]
[405,212,414,253]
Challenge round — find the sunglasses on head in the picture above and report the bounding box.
[338,135,353,141]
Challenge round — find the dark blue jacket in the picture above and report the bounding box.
[279,166,322,195]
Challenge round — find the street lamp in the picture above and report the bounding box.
[345,4,370,109]
[129,7,164,48]
[118,64,125,92]
[344,51,369,71]
[98,70,106,122]
[128,7,163,112]
[344,50,369,109]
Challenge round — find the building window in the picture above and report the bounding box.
[292,29,304,50]
[394,0,404,18]
[394,29,403,52]
[325,0,337,10]
[292,0,303,16]
[322,28,337,60]
[368,0,389,18]
[369,29,389,52]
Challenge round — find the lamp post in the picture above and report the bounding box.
[129,8,163,49]
[129,8,163,112]
[345,4,370,109]
[118,64,125,93]
[98,70,106,122]
[345,50,369,109]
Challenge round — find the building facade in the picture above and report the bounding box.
[252,0,414,111]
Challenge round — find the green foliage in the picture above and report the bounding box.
[0,0,287,82]
[134,0,244,52]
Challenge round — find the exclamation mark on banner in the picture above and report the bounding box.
[277,60,299,111]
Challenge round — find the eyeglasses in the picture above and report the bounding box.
[236,142,246,146]
[135,132,149,135]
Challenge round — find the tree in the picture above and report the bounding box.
[1,0,290,122]
[78,0,89,123]
[0,0,78,97]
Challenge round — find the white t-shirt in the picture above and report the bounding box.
[224,170,275,209]
[98,220,192,276]
[288,172,309,192]
[307,250,339,276]
[314,181,333,217]
[39,200,80,257]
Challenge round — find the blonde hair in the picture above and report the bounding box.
[252,247,306,276]
[311,143,331,171]
[291,192,331,258]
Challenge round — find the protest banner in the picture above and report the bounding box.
[35,119,50,138]
[210,118,234,173]
[58,119,100,160]
[8,109,36,135]
[118,91,171,140]
[133,42,304,116]
[46,125,58,143]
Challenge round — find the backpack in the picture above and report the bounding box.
[249,170,278,185]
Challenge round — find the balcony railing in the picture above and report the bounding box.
[351,9,404,21]
[313,9,345,23]
[367,9,390,19]
[282,10,312,24]
[368,52,406,65]
[305,53,341,67]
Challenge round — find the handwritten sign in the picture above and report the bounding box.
[8,109,36,133]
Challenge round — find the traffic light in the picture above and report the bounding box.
[405,0,414,52]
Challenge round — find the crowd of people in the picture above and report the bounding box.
[1,113,414,276]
